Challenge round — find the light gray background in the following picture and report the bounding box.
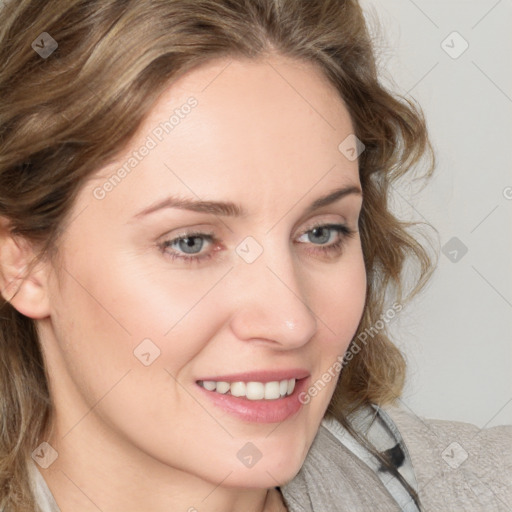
[361,0,512,427]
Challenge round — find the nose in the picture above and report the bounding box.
[228,248,318,350]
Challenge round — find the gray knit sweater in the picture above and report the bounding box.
[280,405,512,511]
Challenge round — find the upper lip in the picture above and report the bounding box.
[196,369,310,383]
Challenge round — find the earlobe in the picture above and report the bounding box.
[0,220,51,319]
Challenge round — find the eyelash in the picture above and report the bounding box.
[158,223,356,265]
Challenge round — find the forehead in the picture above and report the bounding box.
[84,54,360,219]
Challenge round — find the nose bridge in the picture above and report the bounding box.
[229,239,318,348]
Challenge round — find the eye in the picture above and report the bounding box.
[158,230,218,265]
[158,223,356,265]
[295,223,356,258]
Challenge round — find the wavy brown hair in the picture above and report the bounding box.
[0,0,435,509]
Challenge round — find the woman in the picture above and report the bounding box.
[0,0,510,511]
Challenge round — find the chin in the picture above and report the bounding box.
[224,443,309,489]
[221,461,304,489]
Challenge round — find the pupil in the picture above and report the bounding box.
[180,236,203,254]
[311,227,329,244]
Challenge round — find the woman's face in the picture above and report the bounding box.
[41,54,366,489]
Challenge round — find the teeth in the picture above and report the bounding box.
[264,381,280,400]
[230,381,246,397]
[246,382,265,400]
[199,378,296,399]
[215,381,230,394]
[279,379,288,397]
[202,381,216,391]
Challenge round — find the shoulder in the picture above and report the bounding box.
[281,404,512,512]
[381,404,512,511]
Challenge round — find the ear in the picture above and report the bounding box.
[0,218,51,319]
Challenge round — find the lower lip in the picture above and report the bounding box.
[196,378,309,423]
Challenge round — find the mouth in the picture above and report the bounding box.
[195,370,310,423]
[197,378,297,400]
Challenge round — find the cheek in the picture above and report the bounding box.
[54,250,229,351]
[311,248,367,350]
[46,252,227,421]
[296,248,366,416]
[47,256,235,465]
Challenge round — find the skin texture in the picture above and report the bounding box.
[4,54,366,511]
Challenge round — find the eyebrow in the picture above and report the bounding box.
[132,184,362,220]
